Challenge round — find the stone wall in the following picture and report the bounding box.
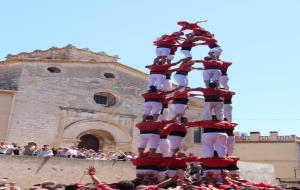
[0,155,136,189]
[1,61,203,151]
[0,155,277,189]
[6,62,147,147]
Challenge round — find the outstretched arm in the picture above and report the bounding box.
[87,166,100,185]
[192,67,204,70]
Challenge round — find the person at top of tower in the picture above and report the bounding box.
[145,59,181,91]
[194,82,235,121]
[173,59,203,90]
[169,88,202,120]
[142,86,177,121]
[177,20,207,32]
[189,27,214,38]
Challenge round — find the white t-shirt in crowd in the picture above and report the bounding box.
[37,149,54,157]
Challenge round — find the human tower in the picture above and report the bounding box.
[130,21,278,188]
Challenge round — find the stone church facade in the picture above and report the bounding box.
[0,45,204,152]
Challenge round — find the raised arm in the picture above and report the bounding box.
[87,166,100,185]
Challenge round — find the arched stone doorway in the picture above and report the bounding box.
[78,134,101,151]
[62,120,132,151]
[77,129,116,151]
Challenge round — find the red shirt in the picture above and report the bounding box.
[199,60,222,69]
[145,63,178,74]
[179,37,201,50]
[131,156,167,167]
[142,91,169,101]
[177,21,200,31]
[177,61,194,72]
[199,88,233,96]
[161,122,187,135]
[154,36,177,48]
[219,61,232,76]
[192,28,214,38]
[198,36,219,47]
[223,93,233,104]
[198,157,235,167]
[136,121,164,132]
[188,120,238,130]
[160,96,173,104]
[169,45,178,55]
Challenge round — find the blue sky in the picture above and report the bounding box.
[1,0,299,135]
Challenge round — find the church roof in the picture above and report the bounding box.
[4,44,119,63]
[0,44,148,78]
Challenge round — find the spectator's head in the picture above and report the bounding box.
[111,180,135,190]
[11,143,18,147]
[27,141,37,146]
[43,145,50,151]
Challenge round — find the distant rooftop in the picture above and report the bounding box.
[235,131,300,143]
[3,44,119,63]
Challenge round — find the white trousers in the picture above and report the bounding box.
[156,47,171,56]
[170,104,187,118]
[166,170,177,178]
[139,134,160,149]
[148,74,166,90]
[143,102,162,115]
[162,79,172,91]
[181,50,192,58]
[202,132,228,158]
[166,54,174,60]
[223,104,233,122]
[168,135,183,151]
[159,107,169,121]
[174,74,188,87]
[203,102,224,120]
[226,135,235,156]
[159,138,170,157]
[219,75,229,90]
[203,69,221,81]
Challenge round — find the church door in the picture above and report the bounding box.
[78,134,100,151]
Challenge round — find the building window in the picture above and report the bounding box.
[47,67,61,73]
[194,128,202,144]
[94,92,116,107]
[104,73,115,79]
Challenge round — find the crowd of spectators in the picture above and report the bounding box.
[0,141,134,161]
[1,165,296,190]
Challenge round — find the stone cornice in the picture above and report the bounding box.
[4,44,118,62]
